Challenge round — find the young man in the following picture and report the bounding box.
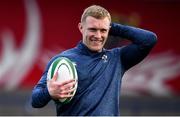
[31,5,157,116]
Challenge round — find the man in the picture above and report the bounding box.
[31,5,157,116]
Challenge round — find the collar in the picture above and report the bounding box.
[76,41,106,56]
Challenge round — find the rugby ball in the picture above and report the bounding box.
[47,57,78,104]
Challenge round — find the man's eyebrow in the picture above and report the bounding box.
[88,27,108,30]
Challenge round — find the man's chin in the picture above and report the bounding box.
[90,47,103,52]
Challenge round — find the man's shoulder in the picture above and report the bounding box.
[46,47,78,68]
[106,46,124,54]
[60,47,79,57]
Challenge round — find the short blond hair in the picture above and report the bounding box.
[81,5,111,23]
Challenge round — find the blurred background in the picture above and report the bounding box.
[0,0,180,116]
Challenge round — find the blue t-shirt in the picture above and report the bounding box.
[31,23,157,116]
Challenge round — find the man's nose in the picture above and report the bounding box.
[94,30,102,38]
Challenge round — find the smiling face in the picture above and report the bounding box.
[78,16,111,52]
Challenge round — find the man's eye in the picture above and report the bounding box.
[101,29,107,33]
[89,28,97,32]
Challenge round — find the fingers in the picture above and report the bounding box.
[59,87,76,97]
[60,87,76,94]
[52,71,58,81]
[58,80,76,92]
[47,78,77,100]
[59,79,76,86]
[55,84,76,100]
[47,73,77,100]
[58,93,75,99]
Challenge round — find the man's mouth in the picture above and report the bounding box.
[90,38,103,45]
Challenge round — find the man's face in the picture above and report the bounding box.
[78,16,111,52]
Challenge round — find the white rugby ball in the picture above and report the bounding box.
[47,57,78,104]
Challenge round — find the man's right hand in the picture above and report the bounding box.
[47,72,76,100]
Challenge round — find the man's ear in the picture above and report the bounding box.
[78,23,83,33]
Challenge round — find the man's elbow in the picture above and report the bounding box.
[31,93,46,108]
[31,99,46,108]
[148,32,158,47]
[31,98,41,108]
[31,103,38,108]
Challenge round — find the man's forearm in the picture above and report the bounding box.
[31,81,51,108]
[109,23,157,70]
[109,23,157,49]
